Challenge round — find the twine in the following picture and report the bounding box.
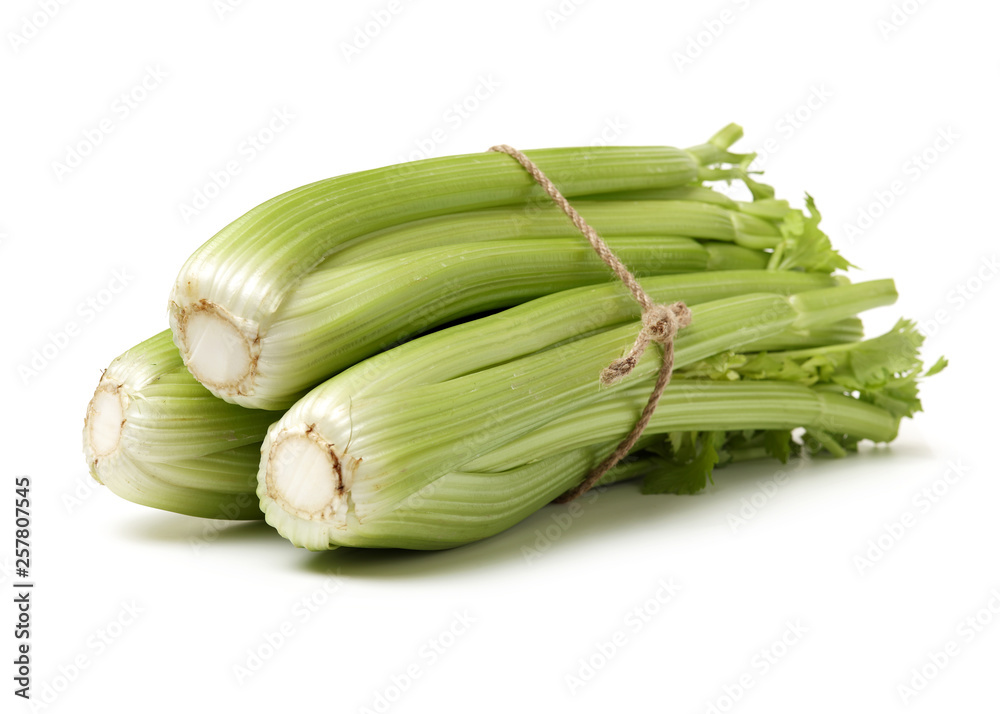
[489,144,692,503]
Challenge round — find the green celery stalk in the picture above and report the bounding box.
[167,127,774,408]
[257,280,896,536]
[263,382,899,550]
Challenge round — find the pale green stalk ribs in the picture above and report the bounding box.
[251,236,761,407]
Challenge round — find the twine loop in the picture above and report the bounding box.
[488,144,693,502]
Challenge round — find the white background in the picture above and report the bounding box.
[3,0,998,711]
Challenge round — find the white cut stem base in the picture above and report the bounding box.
[178,302,255,394]
[266,429,347,522]
[86,385,126,461]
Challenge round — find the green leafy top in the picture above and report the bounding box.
[642,431,721,495]
[767,195,853,274]
[640,320,946,495]
[679,319,943,420]
[640,428,799,495]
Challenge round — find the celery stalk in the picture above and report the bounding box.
[258,281,897,534]
[167,129,771,408]
[263,383,900,550]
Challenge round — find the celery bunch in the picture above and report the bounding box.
[81,124,943,552]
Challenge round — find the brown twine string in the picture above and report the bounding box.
[488,144,693,503]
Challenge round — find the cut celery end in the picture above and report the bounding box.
[83,331,274,519]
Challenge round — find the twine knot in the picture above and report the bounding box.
[601,302,692,386]
[644,302,691,340]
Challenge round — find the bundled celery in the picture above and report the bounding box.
[82,121,943,547]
